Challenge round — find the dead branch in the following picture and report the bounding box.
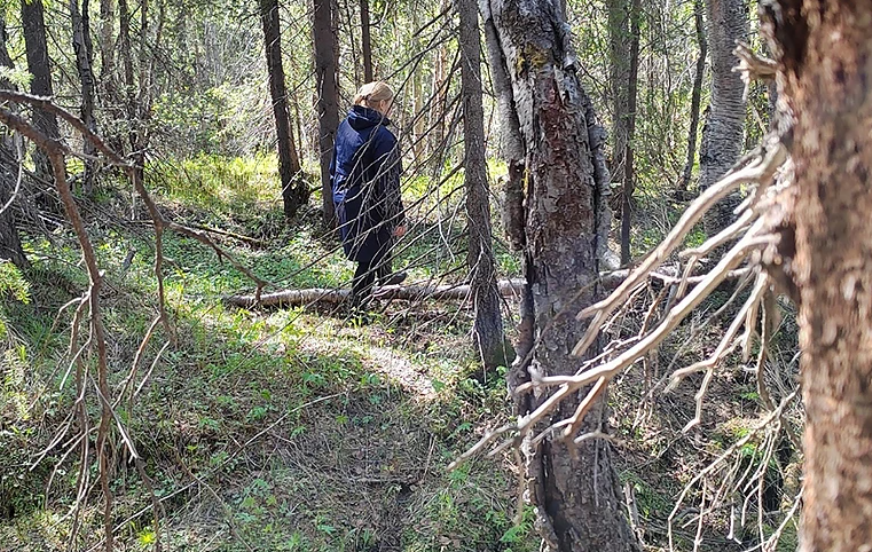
[0,90,269,297]
[733,42,778,102]
[224,278,526,308]
[573,142,788,359]
[0,105,116,551]
[455,133,792,479]
[225,268,752,310]
[667,390,798,550]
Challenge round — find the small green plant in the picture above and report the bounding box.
[0,261,30,304]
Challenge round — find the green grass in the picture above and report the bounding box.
[0,154,535,552]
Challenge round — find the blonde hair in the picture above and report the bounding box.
[353,81,394,109]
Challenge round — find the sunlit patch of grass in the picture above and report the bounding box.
[148,153,280,213]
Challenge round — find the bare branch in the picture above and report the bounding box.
[573,142,788,359]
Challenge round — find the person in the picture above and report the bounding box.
[330,81,407,308]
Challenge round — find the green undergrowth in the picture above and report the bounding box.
[0,155,534,551]
[1,153,798,552]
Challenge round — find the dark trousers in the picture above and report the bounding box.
[351,245,393,307]
[352,259,378,307]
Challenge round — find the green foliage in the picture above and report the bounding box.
[0,66,30,88]
[0,261,30,305]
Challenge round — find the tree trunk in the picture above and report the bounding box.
[20,0,60,183]
[458,0,506,371]
[0,17,27,269]
[606,0,629,189]
[314,0,339,228]
[71,0,98,193]
[360,0,373,82]
[761,2,872,550]
[481,0,525,254]
[260,0,308,220]
[607,0,640,265]
[482,0,637,549]
[118,0,135,154]
[620,0,640,265]
[679,0,707,194]
[99,0,115,81]
[698,0,747,234]
[98,0,125,154]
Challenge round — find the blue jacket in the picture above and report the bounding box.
[330,105,404,263]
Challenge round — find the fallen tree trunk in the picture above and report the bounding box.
[224,278,526,308]
[224,267,750,309]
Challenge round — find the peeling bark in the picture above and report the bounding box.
[761,1,872,550]
[481,0,636,548]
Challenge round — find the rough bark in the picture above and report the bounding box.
[459,0,506,370]
[761,2,872,550]
[118,0,136,155]
[20,0,60,183]
[71,0,98,193]
[360,0,373,82]
[620,0,640,264]
[0,17,27,269]
[606,0,629,188]
[679,0,707,193]
[260,0,308,220]
[99,0,115,80]
[481,0,637,549]
[314,0,339,228]
[699,0,748,234]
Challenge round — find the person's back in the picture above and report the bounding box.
[330,81,406,307]
[331,106,395,202]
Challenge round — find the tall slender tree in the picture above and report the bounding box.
[609,0,641,264]
[458,0,505,370]
[699,0,748,233]
[20,0,59,183]
[360,0,373,82]
[71,0,98,192]
[0,17,28,269]
[606,0,640,264]
[118,0,136,154]
[260,0,308,219]
[482,0,637,548]
[679,0,707,194]
[606,0,629,190]
[314,0,339,227]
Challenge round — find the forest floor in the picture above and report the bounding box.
[0,155,799,551]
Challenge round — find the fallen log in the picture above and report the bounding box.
[223,278,526,308]
[223,267,751,309]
